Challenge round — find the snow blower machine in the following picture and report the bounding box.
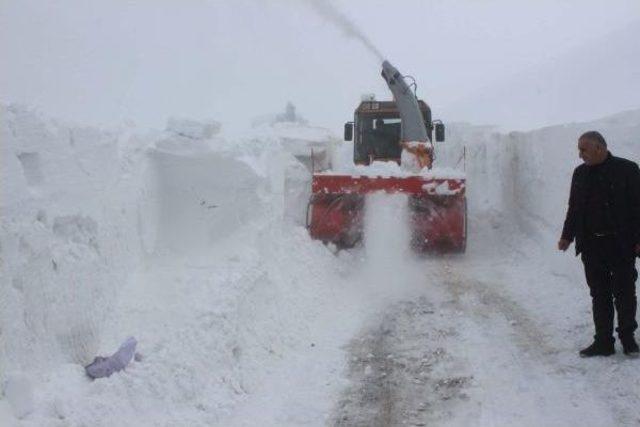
[307,61,466,252]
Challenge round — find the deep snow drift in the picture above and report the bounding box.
[1,103,640,426]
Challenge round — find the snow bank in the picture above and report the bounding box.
[446,110,640,236]
[1,104,155,375]
[0,104,349,425]
[250,121,339,172]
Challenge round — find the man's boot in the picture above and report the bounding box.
[579,340,615,357]
[620,336,639,356]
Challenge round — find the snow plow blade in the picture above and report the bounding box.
[307,174,466,252]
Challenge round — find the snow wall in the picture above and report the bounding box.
[0,104,345,424]
[1,103,639,424]
[1,105,154,371]
[0,105,311,373]
[444,111,640,240]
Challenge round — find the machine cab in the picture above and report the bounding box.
[344,100,444,166]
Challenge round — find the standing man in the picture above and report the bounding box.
[559,131,640,357]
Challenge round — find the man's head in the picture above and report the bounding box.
[578,131,608,166]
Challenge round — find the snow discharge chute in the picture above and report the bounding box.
[380,60,428,143]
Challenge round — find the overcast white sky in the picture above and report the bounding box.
[1,0,639,134]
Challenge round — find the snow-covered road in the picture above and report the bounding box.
[217,222,640,427]
[332,225,638,427]
[223,189,640,427]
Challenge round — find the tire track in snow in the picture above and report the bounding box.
[437,256,618,426]
[330,187,612,425]
[331,293,475,427]
[439,260,559,359]
[446,232,640,426]
[331,254,620,427]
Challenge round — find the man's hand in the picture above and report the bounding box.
[558,239,571,251]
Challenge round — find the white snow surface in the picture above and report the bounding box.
[327,141,466,179]
[2,103,640,426]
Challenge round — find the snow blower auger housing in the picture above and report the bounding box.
[307,61,466,252]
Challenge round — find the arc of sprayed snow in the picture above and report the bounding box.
[306,0,385,62]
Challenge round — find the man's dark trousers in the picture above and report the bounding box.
[581,236,638,343]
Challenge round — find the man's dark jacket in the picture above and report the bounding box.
[561,153,640,256]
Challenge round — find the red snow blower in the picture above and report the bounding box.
[306,61,466,252]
